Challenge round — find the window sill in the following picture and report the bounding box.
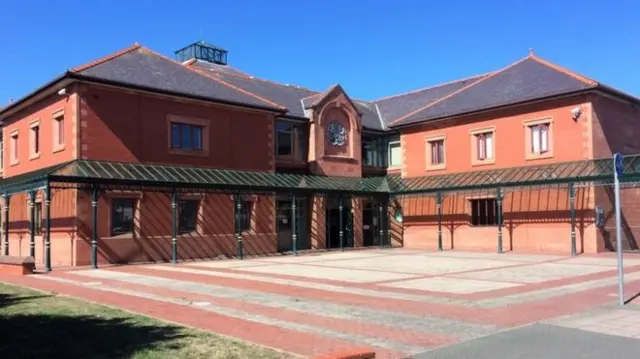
[169,148,209,157]
[53,145,65,154]
[29,153,41,161]
[9,160,19,167]
[179,230,200,236]
[525,152,554,161]
[471,158,496,167]
[105,233,136,239]
[426,164,446,171]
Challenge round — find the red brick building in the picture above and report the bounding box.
[0,41,638,270]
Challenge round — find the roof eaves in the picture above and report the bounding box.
[389,56,532,127]
[0,72,71,119]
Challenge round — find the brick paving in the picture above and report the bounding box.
[2,248,640,358]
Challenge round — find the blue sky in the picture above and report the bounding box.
[1,1,638,103]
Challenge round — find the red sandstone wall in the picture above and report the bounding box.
[78,84,275,171]
[2,88,77,177]
[399,96,600,254]
[5,189,78,267]
[400,187,596,254]
[591,95,640,251]
[74,190,277,266]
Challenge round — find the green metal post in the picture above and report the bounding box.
[569,182,577,256]
[378,199,384,248]
[291,194,297,256]
[91,186,99,269]
[171,189,178,264]
[339,196,344,251]
[235,194,243,259]
[384,198,390,248]
[497,188,504,254]
[28,191,36,262]
[44,184,52,272]
[3,195,9,256]
[436,192,443,251]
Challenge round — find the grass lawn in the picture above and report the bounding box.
[0,283,291,359]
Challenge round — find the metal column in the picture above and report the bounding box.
[378,199,384,248]
[569,182,577,256]
[171,189,178,264]
[2,195,9,256]
[28,191,36,261]
[291,194,298,256]
[235,194,243,259]
[44,184,52,272]
[381,198,389,248]
[338,196,344,251]
[91,186,99,269]
[436,192,443,251]
[496,188,504,254]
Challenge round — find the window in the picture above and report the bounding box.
[33,202,42,235]
[388,141,401,167]
[275,121,294,157]
[362,135,384,167]
[470,198,498,226]
[179,200,199,233]
[530,123,549,154]
[10,131,18,165]
[476,132,494,160]
[0,136,4,170]
[275,120,306,161]
[111,198,135,236]
[53,112,65,149]
[430,140,444,165]
[239,201,252,232]
[171,123,203,151]
[30,123,40,157]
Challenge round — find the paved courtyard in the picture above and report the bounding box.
[2,248,640,358]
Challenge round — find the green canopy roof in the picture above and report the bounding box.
[1,155,639,196]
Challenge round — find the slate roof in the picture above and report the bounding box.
[373,74,488,124]
[75,46,285,112]
[389,57,598,127]
[3,44,636,133]
[193,60,316,118]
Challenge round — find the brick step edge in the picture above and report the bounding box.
[312,349,376,359]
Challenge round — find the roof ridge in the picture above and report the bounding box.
[138,46,287,111]
[529,54,598,87]
[191,66,287,110]
[390,56,531,126]
[72,43,142,72]
[188,61,319,94]
[373,72,494,103]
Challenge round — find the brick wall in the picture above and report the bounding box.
[78,84,275,171]
[399,96,599,254]
[591,95,640,251]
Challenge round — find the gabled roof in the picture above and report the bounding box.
[389,54,601,127]
[3,44,637,133]
[74,45,286,112]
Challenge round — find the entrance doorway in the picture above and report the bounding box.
[326,196,354,249]
[276,197,309,252]
[363,200,380,247]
